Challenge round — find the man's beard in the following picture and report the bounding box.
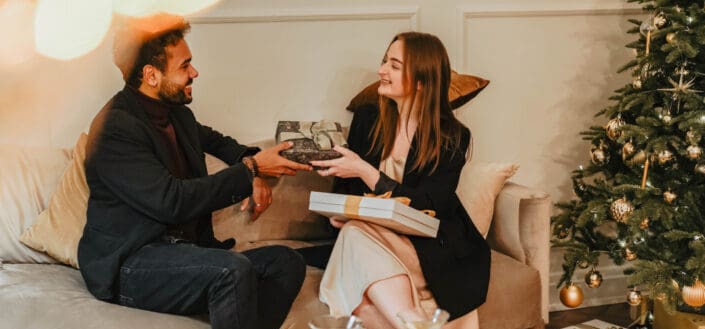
[158,78,193,105]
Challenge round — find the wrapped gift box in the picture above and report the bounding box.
[275,121,347,165]
[654,299,705,329]
[308,191,439,237]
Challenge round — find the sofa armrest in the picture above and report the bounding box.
[487,181,551,323]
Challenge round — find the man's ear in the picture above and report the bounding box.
[143,65,161,87]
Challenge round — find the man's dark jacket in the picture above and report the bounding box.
[78,86,257,300]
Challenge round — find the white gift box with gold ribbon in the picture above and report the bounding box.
[308,191,439,238]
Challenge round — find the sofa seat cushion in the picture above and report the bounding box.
[0,238,332,329]
[479,251,544,329]
[0,264,209,329]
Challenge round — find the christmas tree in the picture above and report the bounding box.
[552,0,705,313]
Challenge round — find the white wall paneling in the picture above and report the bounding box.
[187,5,419,143]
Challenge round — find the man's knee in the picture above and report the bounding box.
[211,252,256,287]
[269,245,306,278]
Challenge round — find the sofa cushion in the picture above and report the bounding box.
[346,71,489,112]
[456,162,518,237]
[0,143,70,264]
[20,134,88,268]
[0,263,210,329]
[0,260,327,329]
[208,141,337,244]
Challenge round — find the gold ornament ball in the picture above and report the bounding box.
[653,15,666,28]
[622,142,636,160]
[658,150,674,165]
[666,32,676,43]
[664,190,677,204]
[626,150,647,166]
[560,283,584,308]
[610,197,634,223]
[627,290,643,306]
[577,260,590,269]
[687,145,703,160]
[632,78,642,89]
[591,146,610,165]
[624,247,637,261]
[682,280,705,307]
[696,164,705,175]
[605,117,626,140]
[585,269,603,288]
[640,218,650,230]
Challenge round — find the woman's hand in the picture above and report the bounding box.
[239,177,272,221]
[253,141,312,177]
[310,145,380,190]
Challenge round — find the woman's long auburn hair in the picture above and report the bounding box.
[370,32,466,174]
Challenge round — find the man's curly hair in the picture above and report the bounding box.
[113,15,190,87]
[125,22,191,88]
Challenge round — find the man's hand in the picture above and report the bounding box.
[253,141,312,177]
[239,177,272,221]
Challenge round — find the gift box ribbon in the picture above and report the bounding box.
[341,192,437,218]
[278,121,346,151]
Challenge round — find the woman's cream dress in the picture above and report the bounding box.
[319,156,438,317]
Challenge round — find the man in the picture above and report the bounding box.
[78,15,311,329]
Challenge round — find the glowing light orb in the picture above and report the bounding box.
[34,0,113,60]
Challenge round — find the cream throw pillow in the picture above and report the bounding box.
[0,144,71,264]
[457,161,519,237]
[20,133,88,268]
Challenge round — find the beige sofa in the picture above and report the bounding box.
[0,139,550,329]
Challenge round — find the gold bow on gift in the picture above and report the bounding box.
[278,121,347,150]
[361,191,437,218]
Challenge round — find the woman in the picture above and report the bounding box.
[311,32,490,329]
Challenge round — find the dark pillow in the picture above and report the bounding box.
[346,71,489,112]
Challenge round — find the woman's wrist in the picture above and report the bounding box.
[360,162,381,190]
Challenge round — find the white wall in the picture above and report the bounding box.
[0,0,645,311]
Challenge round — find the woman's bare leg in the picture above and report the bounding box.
[353,295,396,329]
[364,274,425,329]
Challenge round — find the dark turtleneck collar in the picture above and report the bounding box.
[125,85,179,128]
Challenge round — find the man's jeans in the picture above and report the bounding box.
[116,242,306,329]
